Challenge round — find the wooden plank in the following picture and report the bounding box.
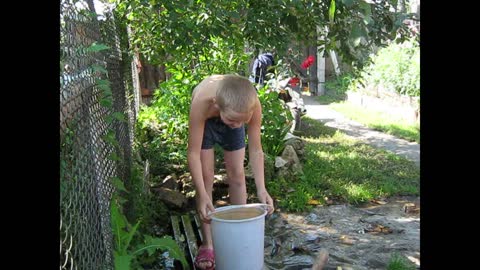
[170,216,183,249]
[181,215,199,268]
[193,214,203,243]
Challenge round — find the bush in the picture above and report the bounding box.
[357,38,419,97]
[256,86,293,157]
[135,68,199,174]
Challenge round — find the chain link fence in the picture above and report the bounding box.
[60,0,140,269]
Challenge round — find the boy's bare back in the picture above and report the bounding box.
[191,75,228,121]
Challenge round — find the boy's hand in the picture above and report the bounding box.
[257,190,274,214]
[196,194,215,223]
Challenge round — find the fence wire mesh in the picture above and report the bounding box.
[60,0,139,269]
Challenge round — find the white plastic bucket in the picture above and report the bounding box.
[210,204,268,270]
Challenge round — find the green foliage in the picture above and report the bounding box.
[257,86,293,157]
[263,153,276,183]
[328,0,336,25]
[113,0,249,67]
[154,67,199,118]
[193,36,253,75]
[325,0,416,68]
[268,175,315,212]
[358,38,420,97]
[315,90,346,105]
[60,123,82,220]
[86,42,110,53]
[128,162,170,236]
[110,167,188,270]
[110,179,189,270]
[325,73,356,95]
[387,253,417,270]
[318,74,358,104]
[132,235,187,265]
[135,68,197,174]
[113,0,413,68]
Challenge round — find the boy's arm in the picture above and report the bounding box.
[247,99,274,214]
[187,100,215,220]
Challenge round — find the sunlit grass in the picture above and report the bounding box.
[268,117,419,212]
[321,99,420,143]
[387,253,416,270]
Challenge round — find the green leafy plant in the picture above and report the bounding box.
[113,0,413,69]
[357,38,420,97]
[128,161,170,238]
[110,180,188,270]
[257,85,293,157]
[325,73,356,95]
[135,68,197,174]
[111,186,189,270]
[387,253,416,270]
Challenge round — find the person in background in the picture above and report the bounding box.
[250,52,275,86]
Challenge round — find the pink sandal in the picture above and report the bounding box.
[194,246,215,270]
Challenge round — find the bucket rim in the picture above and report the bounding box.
[210,204,267,223]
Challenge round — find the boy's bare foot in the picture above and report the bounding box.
[312,248,329,270]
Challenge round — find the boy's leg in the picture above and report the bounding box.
[196,149,215,269]
[224,148,247,204]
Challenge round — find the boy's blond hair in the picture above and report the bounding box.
[216,74,257,114]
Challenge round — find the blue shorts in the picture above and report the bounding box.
[201,117,246,151]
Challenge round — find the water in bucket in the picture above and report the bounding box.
[210,204,268,270]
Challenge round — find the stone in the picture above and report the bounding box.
[160,174,178,190]
[151,187,187,208]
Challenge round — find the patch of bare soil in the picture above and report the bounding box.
[263,196,420,270]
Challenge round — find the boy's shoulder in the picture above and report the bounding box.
[196,74,225,89]
[192,77,218,104]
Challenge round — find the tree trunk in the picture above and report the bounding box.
[138,58,167,97]
[142,64,157,91]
